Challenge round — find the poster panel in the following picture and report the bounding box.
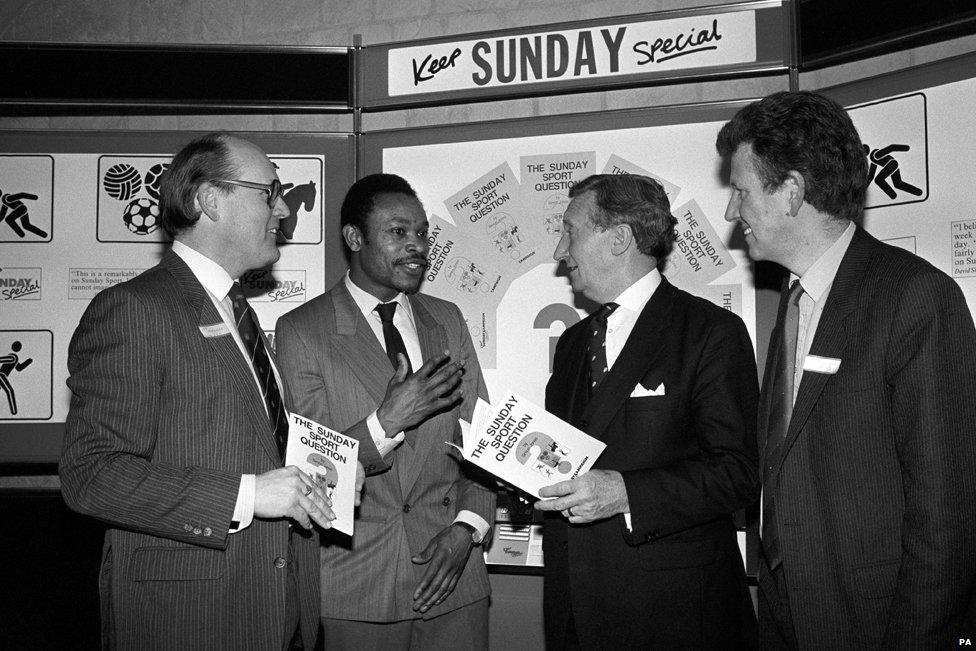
[0,131,354,462]
[363,103,762,404]
[821,52,976,320]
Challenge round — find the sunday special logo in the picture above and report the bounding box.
[0,267,42,301]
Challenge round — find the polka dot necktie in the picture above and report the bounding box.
[229,281,289,462]
[587,302,619,397]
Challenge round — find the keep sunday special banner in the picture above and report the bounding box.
[387,10,757,97]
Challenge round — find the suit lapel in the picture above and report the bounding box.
[399,296,448,495]
[580,278,674,439]
[162,251,280,464]
[330,283,397,407]
[771,228,873,473]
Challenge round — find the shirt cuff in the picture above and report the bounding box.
[454,510,490,544]
[229,474,255,533]
[623,512,632,531]
[367,410,404,457]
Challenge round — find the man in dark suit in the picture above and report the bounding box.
[717,91,976,648]
[60,133,348,649]
[276,174,495,650]
[535,173,760,648]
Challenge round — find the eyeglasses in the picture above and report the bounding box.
[214,178,283,208]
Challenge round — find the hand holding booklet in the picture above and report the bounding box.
[453,390,606,499]
[285,412,359,536]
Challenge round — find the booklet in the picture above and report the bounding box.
[454,390,606,499]
[285,412,359,536]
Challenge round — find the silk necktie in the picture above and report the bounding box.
[767,279,805,450]
[229,281,288,462]
[588,302,619,397]
[375,302,413,374]
[761,279,804,569]
[376,302,416,447]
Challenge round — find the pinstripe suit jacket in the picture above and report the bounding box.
[275,281,494,623]
[60,250,320,650]
[760,227,976,648]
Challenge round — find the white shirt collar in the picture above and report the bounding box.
[343,271,412,322]
[612,268,662,315]
[792,222,856,302]
[171,240,235,301]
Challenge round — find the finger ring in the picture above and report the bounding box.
[304,485,312,497]
[568,507,575,517]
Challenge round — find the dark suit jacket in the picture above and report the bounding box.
[275,281,494,622]
[760,227,976,648]
[543,277,760,649]
[59,251,320,650]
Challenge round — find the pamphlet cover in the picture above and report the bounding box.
[285,412,359,536]
[456,390,606,499]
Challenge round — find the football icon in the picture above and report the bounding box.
[122,197,160,235]
[103,163,142,201]
[144,163,168,201]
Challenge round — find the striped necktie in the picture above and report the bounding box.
[229,281,288,462]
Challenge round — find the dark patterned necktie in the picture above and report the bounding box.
[375,302,413,374]
[588,302,619,397]
[229,281,288,462]
[761,279,804,570]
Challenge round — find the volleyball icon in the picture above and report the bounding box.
[144,163,168,201]
[103,163,142,201]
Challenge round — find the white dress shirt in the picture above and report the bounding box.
[344,272,490,541]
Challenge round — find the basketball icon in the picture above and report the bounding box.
[103,164,142,201]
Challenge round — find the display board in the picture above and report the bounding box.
[0,131,354,462]
[819,51,976,320]
[361,95,791,568]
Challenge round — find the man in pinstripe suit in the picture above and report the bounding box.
[276,174,495,650]
[60,133,347,649]
[718,91,976,648]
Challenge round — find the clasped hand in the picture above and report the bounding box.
[535,469,629,524]
[254,462,365,529]
[377,350,464,434]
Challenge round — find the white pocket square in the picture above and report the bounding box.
[803,354,841,374]
[631,382,665,398]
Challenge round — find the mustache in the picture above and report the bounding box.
[394,256,429,268]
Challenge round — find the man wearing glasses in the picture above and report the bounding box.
[60,132,357,649]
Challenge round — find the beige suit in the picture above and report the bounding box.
[276,280,494,623]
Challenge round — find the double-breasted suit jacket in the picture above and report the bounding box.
[275,281,494,623]
[759,227,976,647]
[60,250,320,650]
[543,277,760,648]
